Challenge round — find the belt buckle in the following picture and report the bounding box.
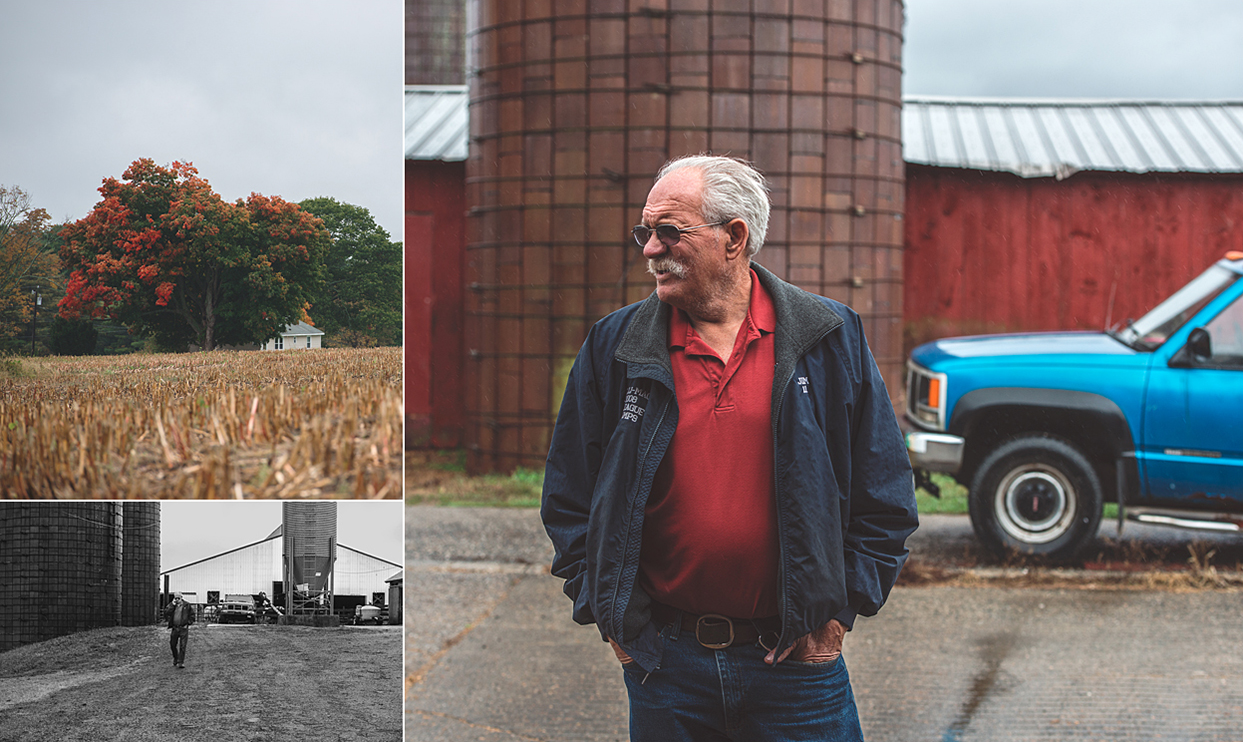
[695,614,734,649]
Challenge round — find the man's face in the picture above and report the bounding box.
[639,169,731,314]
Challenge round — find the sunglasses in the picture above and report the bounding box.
[631,221,728,248]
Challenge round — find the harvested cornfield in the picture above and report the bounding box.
[0,348,401,498]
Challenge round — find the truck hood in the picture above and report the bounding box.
[912,331,1137,367]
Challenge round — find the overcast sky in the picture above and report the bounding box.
[161,501,403,571]
[904,0,1243,99]
[0,0,402,237]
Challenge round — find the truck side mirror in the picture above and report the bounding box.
[1169,327,1212,368]
[1187,327,1212,360]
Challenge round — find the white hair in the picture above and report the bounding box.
[655,155,772,257]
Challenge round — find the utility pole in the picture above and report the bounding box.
[30,286,40,354]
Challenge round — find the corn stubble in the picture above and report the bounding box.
[0,348,401,498]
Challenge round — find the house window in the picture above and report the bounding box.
[274,336,284,350]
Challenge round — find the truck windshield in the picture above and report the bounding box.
[1117,262,1239,350]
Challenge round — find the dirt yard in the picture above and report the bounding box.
[0,623,401,741]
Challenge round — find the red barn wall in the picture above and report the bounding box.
[406,160,466,448]
[903,165,1243,351]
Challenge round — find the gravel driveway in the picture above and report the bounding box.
[1,624,401,741]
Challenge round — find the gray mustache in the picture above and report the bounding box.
[647,258,687,278]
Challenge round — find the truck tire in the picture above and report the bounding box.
[969,436,1102,561]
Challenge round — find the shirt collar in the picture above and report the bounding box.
[669,268,776,349]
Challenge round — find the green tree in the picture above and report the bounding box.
[49,315,98,355]
[298,197,401,346]
[59,159,329,351]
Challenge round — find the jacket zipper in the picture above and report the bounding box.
[772,366,795,652]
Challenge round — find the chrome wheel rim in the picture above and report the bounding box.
[994,464,1076,545]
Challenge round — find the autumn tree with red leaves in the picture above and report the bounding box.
[58,159,328,351]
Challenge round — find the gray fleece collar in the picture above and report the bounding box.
[613,263,844,381]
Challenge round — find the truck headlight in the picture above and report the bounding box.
[906,362,948,431]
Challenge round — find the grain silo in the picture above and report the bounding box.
[121,502,161,627]
[282,501,337,615]
[0,503,125,652]
[463,0,907,471]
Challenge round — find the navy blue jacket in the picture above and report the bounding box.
[541,264,918,672]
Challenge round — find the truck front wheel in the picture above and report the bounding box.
[969,436,1102,561]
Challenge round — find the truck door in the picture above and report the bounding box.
[1142,288,1243,504]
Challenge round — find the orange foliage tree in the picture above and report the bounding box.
[58,159,328,350]
[0,186,60,341]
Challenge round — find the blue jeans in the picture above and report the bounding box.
[169,627,189,665]
[623,622,864,742]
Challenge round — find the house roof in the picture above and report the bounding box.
[406,85,468,161]
[280,321,324,336]
[903,97,1243,178]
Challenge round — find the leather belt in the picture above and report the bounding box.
[651,603,780,650]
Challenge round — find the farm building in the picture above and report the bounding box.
[261,321,325,351]
[160,508,400,621]
[385,569,403,624]
[902,98,1243,351]
[407,84,467,449]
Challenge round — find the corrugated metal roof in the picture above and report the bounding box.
[903,97,1243,178]
[402,90,1243,175]
[405,85,468,161]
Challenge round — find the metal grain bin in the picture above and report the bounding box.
[121,502,161,627]
[282,502,337,614]
[0,503,123,652]
[464,0,906,471]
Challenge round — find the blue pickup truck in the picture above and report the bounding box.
[905,252,1243,560]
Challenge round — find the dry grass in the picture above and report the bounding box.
[0,348,401,498]
[897,540,1243,593]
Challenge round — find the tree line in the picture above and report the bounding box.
[1,159,401,355]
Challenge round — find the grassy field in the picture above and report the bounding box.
[405,449,543,507]
[1,348,401,498]
[407,449,966,514]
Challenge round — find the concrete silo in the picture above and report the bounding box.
[0,503,126,652]
[463,0,907,471]
[282,501,337,616]
[121,502,161,627]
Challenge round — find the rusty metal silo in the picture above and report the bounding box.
[407,0,466,85]
[464,0,906,472]
[0,503,123,652]
[282,501,337,615]
[121,502,161,626]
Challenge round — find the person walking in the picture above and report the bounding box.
[164,592,196,669]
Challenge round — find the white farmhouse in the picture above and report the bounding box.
[262,321,325,351]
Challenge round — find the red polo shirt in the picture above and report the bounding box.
[638,270,779,619]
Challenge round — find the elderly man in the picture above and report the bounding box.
[541,155,918,740]
[164,592,196,669]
